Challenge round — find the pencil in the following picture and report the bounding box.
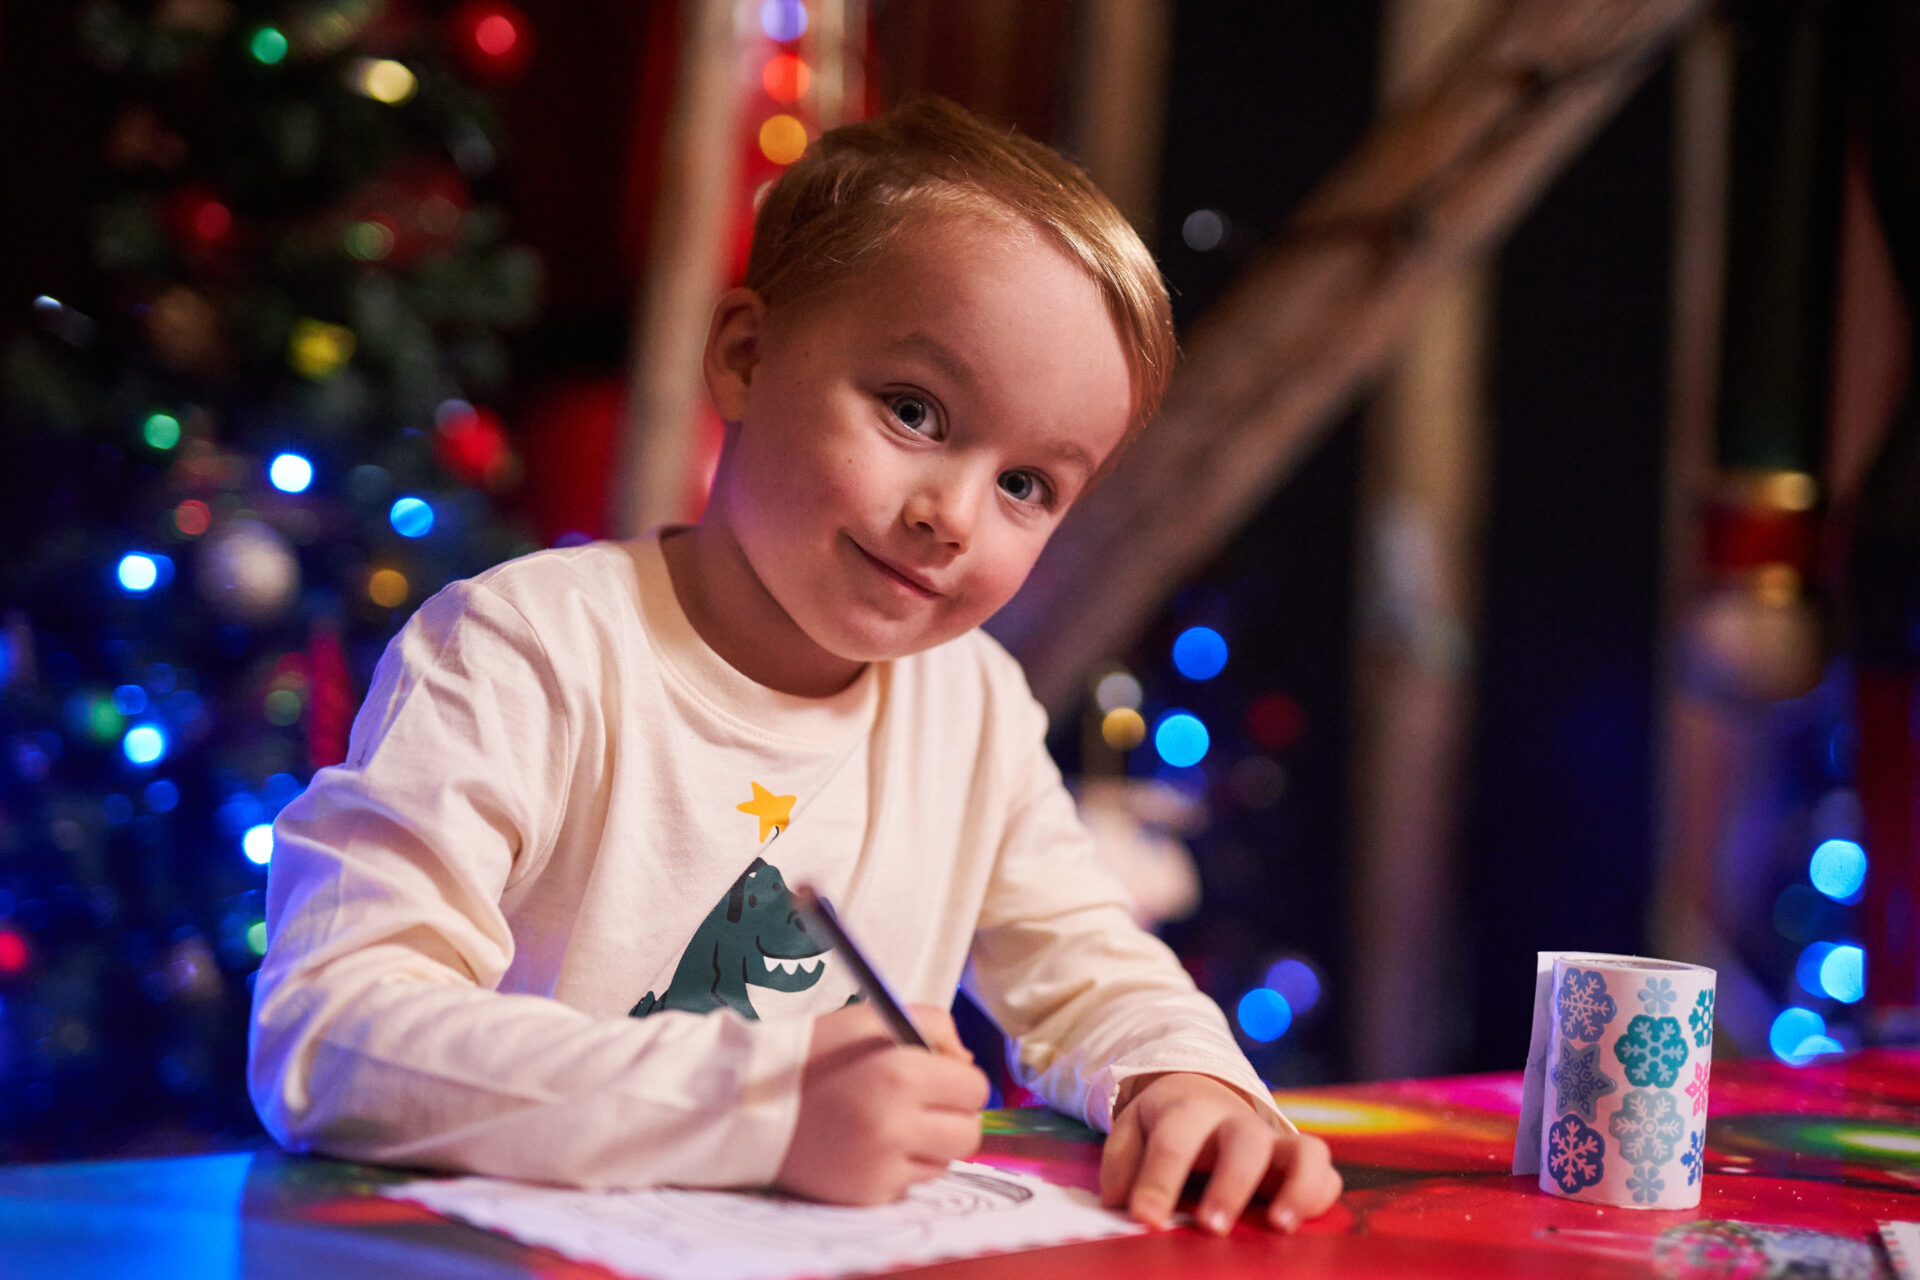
[792,885,929,1049]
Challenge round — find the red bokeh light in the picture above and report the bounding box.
[474,12,518,57]
[1245,692,1307,752]
[762,53,810,104]
[0,930,29,975]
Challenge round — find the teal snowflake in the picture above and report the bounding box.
[1688,989,1714,1048]
[1614,1014,1689,1088]
[1609,1088,1685,1165]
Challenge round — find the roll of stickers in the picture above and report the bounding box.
[1513,952,1717,1209]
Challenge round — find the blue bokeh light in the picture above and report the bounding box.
[112,684,148,715]
[144,779,179,813]
[122,723,168,767]
[761,0,808,41]
[1769,1006,1826,1063]
[1794,941,1835,997]
[242,824,275,866]
[1236,988,1292,1042]
[1809,839,1867,901]
[1154,711,1210,768]
[1172,626,1228,681]
[1819,945,1866,1004]
[1263,958,1321,1015]
[269,452,314,493]
[389,496,434,538]
[117,553,162,593]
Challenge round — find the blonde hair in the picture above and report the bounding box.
[746,97,1175,435]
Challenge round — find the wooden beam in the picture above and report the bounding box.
[613,0,742,537]
[991,0,1705,715]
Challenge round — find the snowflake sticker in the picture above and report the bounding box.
[1627,1162,1667,1205]
[1638,976,1677,1016]
[1685,1059,1710,1117]
[1688,989,1715,1048]
[1551,1038,1618,1122]
[1557,968,1617,1043]
[1547,1113,1606,1196]
[1680,1130,1704,1186]
[1609,1088,1686,1165]
[1614,1013,1689,1088]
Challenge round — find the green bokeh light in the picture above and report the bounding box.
[142,412,181,450]
[247,920,269,956]
[249,27,288,65]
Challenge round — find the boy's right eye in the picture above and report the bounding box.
[888,393,937,436]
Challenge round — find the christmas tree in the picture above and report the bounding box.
[0,0,541,1158]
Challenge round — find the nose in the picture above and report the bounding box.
[903,461,988,551]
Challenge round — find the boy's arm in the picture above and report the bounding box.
[963,693,1291,1137]
[248,580,810,1190]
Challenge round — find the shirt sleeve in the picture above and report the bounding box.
[964,688,1294,1137]
[247,580,811,1190]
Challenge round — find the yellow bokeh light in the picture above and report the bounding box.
[758,114,809,166]
[353,58,418,105]
[289,318,355,379]
[368,567,409,608]
[1267,1096,1437,1136]
[1101,707,1147,752]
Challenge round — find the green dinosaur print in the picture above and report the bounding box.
[630,857,829,1020]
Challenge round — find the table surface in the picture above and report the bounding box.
[2,1049,1916,1278]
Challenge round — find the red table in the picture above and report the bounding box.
[2,1049,1914,1277]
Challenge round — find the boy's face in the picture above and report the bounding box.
[701,211,1134,684]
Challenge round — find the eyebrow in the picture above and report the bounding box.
[884,331,1100,478]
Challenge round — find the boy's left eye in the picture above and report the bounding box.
[998,470,1050,506]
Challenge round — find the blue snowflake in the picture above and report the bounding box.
[1680,1130,1704,1186]
[1639,977,1677,1015]
[1609,1088,1685,1165]
[1547,1113,1606,1195]
[1551,1038,1618,1121]
[1688,989,1714,1048]
[1557,968,1617,1043]
[1627,1162,1667,1205]
[1614,1014,1689,1087]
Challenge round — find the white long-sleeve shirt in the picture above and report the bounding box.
[248,534,1285,1189]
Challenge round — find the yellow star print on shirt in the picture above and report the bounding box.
[737,781,797,843]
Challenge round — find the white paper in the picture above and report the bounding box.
[1883,1221,1920,1280]
[1512,951,1717,1210]
[382,1160,1144,1280]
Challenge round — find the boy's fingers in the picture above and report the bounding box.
[1124,1108,1213,1226]
[1264,1134,1342,1231]
[1097,1104,1146,1209]
[1192,1120,1274,1235]
[907,1004,972,1063]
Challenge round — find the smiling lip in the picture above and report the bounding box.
[853,541,943,597]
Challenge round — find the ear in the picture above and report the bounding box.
[703,287,769,423]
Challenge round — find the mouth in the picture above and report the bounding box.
[851,540,943,598]
[761,954,825,977]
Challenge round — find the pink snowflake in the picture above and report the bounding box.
[1686,1059,1710,1117]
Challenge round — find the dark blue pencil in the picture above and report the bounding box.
[793,885,929,1049]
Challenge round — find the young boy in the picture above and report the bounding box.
[249,98,1341,1235]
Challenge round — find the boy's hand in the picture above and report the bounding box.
[775,1002,988,1205]
[1099,1072,1342,1234]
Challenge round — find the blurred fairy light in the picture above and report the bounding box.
[1819,945,1865,1004]
[1237,987,1292,1042]
[1100,707,1147,752]
[759,114,808,165]
[247,921,269,956]
[1154,711,1210,768]
[761,0,808,42]
[122,724,168,767]
[242,824,275,866]
[1808,838,1867,901]
[1264,957,1322,1015]
[269,453,314,493]
[389,496,434,538]
[1182,208,1226,252]
[352,58,418,105]
[144,779,179,813]
[112,684,147,715]
[248,26,289,64]
[1094,671,1141,713]
[1172,625,1228,680]
[368,567,410,607]
[763,53,810,103]
[1769,1006,1841,1065]
[143,412,182,449]
[117,553,164,593]
[344,219,395,261]
[289,318,355,379]
[174,499,212,537]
